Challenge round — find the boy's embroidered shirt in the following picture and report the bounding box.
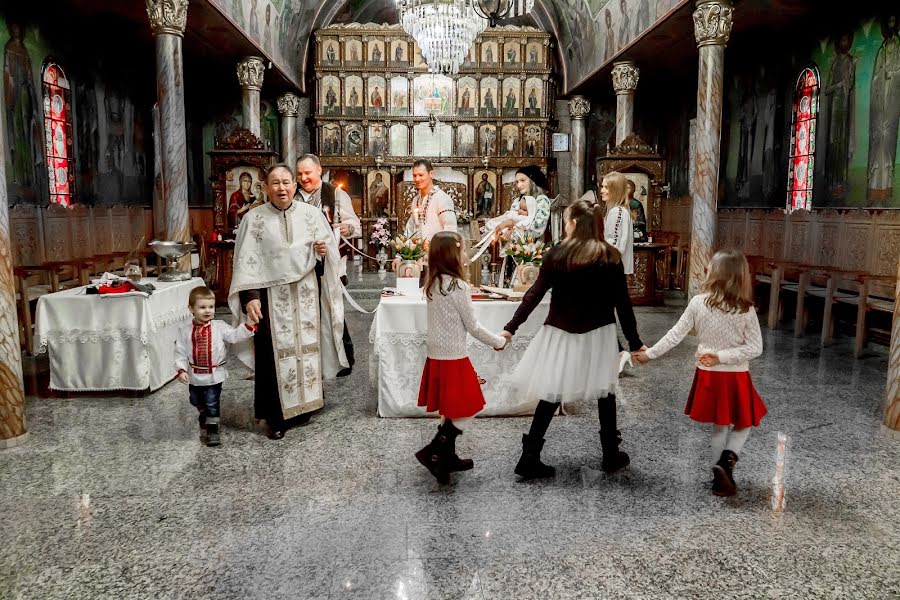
[645,294,763,372]
[174,320,255,386]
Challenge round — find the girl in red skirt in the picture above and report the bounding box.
[635,250,766,496]
[415,231,508,484]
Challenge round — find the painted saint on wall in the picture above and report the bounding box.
[866,14,900,204]
[3,21,43,202]
[824,31,856,201]
[474,171,496,216]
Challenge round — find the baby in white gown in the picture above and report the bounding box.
[484,196,536,238]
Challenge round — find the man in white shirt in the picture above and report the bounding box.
[295,154,362,280]
[403,159,457,242]
[296,153,361,376]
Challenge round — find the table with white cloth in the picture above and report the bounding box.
[369,294,550,417]
[35,277,204,392]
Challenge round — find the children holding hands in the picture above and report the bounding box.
[175,286,259,447]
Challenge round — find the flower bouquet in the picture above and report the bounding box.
[391,234,425,295]
[370,217,391,272]
[455,208,475,225]
[504,235,545,266]
[391,234,424,260]
[370,217,391,248]
[505,235,544,292]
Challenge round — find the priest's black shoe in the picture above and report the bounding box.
[336,367,353,377]
[265,425,285,440]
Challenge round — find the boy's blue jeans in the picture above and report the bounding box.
[189,383,223,424]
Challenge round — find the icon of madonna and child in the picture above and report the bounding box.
[227,170,267,233]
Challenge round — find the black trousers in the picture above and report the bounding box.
[342,321,354,366]
[252,289,284,428]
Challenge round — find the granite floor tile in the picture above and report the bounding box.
[2,277,897,599]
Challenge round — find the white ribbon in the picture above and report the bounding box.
[341,284,378,314]
[467,230,497,263]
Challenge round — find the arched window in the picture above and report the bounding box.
[42,62,75,206]
[786,66,819,211]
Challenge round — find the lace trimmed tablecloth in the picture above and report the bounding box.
[34,277,204,392]
[369,294,550,417]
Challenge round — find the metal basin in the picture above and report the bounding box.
[149,240,196,282]
[149,240,196,259]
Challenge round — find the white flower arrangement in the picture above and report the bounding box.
[504,234,544,265]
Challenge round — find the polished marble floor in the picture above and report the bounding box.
[2,274,898,599]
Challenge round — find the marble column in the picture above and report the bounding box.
[568,96,591,201]
[296,96,311,156]
[611,61,639,145]
[277,92,300,168]
[237,57,265,137]
[884,259,900,436]
[146,0,190,269]
[0,103,27,449]
[688,0,733,297]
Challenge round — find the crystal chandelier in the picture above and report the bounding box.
[397,0,486,75]
[473,0,536,27]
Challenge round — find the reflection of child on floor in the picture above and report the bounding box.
[175,286,258,447]
[484,195,536,238]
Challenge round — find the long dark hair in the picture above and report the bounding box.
[555,199,620,270]
[424,231,466,300]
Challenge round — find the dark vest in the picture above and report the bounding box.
[318,181,352,258]
[319,181,338,223]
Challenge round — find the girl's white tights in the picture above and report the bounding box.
[440,416,474,430]
[711,425,751,461]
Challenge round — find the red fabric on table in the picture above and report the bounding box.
[417,357,486,419]
[684,368,767,428]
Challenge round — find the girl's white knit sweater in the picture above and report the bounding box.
[427,277,506,360]
[646,293,763,372]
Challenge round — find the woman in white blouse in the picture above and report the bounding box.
[601,171,634,275]
[601,171,635,372]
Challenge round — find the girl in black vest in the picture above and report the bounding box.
[502,199,646,479]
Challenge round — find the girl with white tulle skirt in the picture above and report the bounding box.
[502,199,646,480]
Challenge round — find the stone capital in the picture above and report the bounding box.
[568,96,590,120]
[146,0,188,37]
[611,61,639,94]
[277,93,301,117]
[693,0,733,48]
[237,57,265,91]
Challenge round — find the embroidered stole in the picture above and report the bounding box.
[268,275,324,418]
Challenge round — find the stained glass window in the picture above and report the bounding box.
[786,67,819,211]
[42,63,75,206]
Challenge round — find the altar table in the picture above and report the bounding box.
[35,277,204,392]
[369,294,550,417]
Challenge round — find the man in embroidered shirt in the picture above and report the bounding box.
[295,153,361,376]
[403,159,457,242]
[229,164,348,439]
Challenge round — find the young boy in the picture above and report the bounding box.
[175,286,257,446]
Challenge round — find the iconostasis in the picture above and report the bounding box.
[313,23,555,230]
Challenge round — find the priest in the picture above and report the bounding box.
[229,164,348,440]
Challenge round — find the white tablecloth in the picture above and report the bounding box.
[369,294,550,417]
[35,277,204,392]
